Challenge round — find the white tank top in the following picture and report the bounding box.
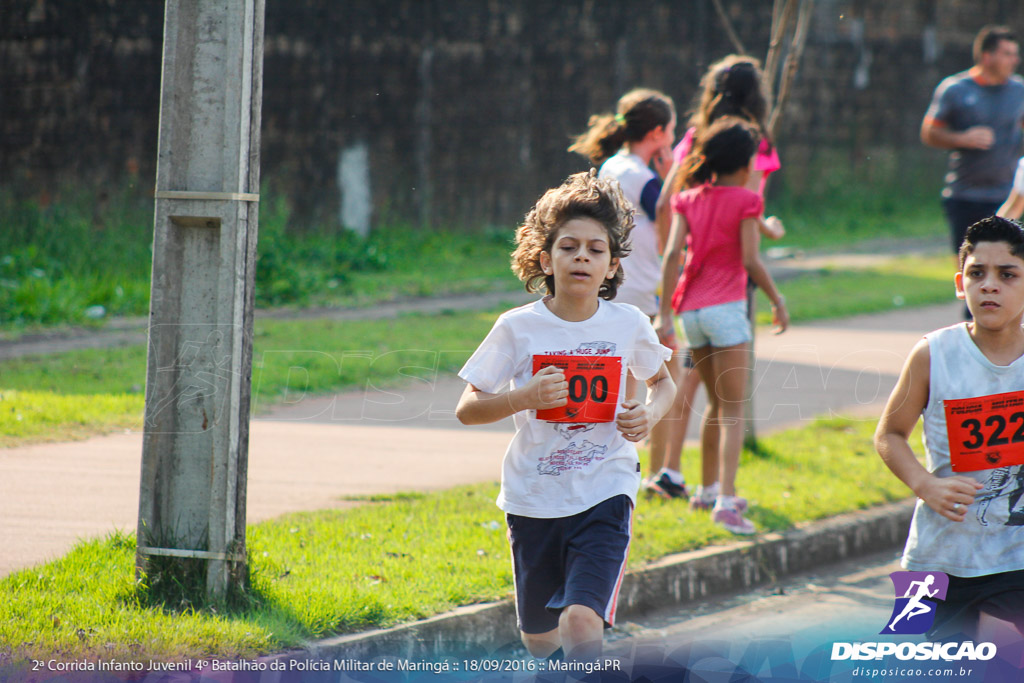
[904,323,1024,576]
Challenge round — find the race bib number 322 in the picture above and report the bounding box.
[532,354,622,423]
[945,390,1024,472]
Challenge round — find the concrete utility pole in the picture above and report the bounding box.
[137,0,265,600]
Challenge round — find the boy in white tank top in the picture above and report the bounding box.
[876,216,1024,643]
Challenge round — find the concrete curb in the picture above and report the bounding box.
[267,500,915,665]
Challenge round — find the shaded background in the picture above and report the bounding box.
[4,0,1024,230]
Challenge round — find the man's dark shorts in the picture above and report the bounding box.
[928,569,1024,641]
[943,198,1003,254]
[506,494,632,634]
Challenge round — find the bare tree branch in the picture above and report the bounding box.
[712,0,747,55]
[769,0,815,140]
[771,0,785,38]
[764,0,798,99]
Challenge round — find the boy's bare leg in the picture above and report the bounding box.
[559,604,604,662]
[521,628,561,659]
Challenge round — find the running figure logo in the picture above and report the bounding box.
[881,571,949,635]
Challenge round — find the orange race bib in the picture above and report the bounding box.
[945,390,1024,472]
[532,354,622,423]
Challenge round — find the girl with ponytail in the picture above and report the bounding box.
[570,90,696,501]
[661,55,785,237]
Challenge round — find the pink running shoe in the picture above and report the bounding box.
[712,506,756,535]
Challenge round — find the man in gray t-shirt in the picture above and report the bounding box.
[922,26,1024,258]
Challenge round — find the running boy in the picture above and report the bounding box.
[875,216,1024,642]
[456,171,676,662]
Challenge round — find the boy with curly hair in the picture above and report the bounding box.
[456,171,676,662]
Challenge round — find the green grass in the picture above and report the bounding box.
[0,183,154,327]
[0,416,911,663]
[635,417,903,555]
[0,390,144,446]
[0,345,149,447]
[248,308,504,408]
[755,253,954,325]
[766,148,946,250]
[1,531,285,663]
[0,184,516,331]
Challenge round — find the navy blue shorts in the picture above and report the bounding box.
[506,495,633,634]
[928,569,1024,641]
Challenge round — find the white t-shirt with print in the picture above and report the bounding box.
[459,298,671,518]
[599,151,661,316]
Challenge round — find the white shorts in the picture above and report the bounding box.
[680,300,752,349]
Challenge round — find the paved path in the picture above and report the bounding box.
[0,297,964,577]
[609,550,1023,681]
[607,551,905,672]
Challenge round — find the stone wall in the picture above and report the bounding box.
[3,0,1024,230]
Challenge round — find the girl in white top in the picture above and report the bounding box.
[569,89,676,315]
[569,89,694,500]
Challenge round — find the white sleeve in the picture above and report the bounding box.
[458,316,520,394]
[627,308,672,381]
[1014,158,1024,195]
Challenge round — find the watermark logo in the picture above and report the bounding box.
[881,571,949,635]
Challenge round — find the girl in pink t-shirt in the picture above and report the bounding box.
[655,55,786,515]
[656,118,789,535]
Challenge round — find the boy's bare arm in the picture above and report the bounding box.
[616,363,676,443]
[455,366,567,425]
[874,339,982,522]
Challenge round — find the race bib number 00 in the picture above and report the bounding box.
[532,354,622,423]
[945,390,1024,472]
